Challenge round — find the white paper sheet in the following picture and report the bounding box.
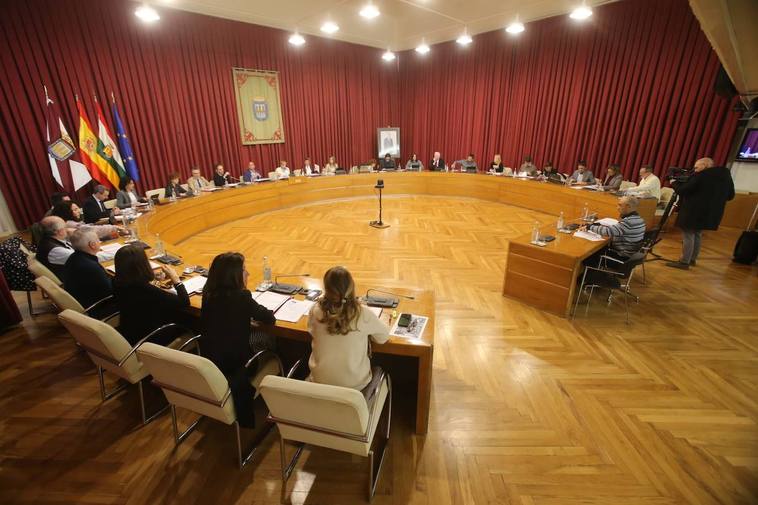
[252,291,291,312]
[364,306,382,317]
[390,314,428,340]
[100,243,124,253]
[182,276,207,294]
[595,217,619,226]
[274,299,315,323]
[574,230,605,242]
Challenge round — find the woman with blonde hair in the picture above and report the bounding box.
[307,266,389,389]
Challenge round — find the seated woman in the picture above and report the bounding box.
[51,200,125,240]
[324,156,339,175]
[489,154,504,173]
[307,266,389,390]
[116,177,147,209]
[405,154,424,171]
[201,252,277,427]
[112,245,190,346]
[165,172,188,198]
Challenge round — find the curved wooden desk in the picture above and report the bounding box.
[132,172,655,434]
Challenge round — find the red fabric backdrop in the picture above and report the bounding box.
[397,0,738,180]
[0,0,739,229]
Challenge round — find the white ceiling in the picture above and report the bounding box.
[154,0,618,51]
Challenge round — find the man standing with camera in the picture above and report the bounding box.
[666,157,735,270]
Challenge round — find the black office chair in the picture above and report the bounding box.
[572,251,646,324]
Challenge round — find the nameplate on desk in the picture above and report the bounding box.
[288,176,307,185]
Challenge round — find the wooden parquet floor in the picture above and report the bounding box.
[2,196,757,505]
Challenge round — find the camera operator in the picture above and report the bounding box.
[666,157,735,270]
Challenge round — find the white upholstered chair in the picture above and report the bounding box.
[260,368,391,502]
[26,256,62,316]
[34,276,119,326]
[145,188,165,200]
[57,309,190,424]
[136,342,283,468]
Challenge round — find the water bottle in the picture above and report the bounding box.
[155,233,165,256]
[129,220,139,241]
[531,221,540,243]
[557,211,564,231]
[262,256,272,288]
[582,203,589,222]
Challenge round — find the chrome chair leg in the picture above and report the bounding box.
[279,436,305,501]
[97,366,128,401]
[234,419,274,469]
[368,377,392,501]
[138,380,169,425]
[171,405,201,446]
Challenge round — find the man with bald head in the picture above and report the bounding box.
[63,228,113,311]
[35,216,74,278]
[429,152,445,171]
[666,157,734,269]
[586,195,646,261]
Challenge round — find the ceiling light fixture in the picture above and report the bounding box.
[506,22,525,34]
[321,21,340,34]
[569,5,593,20]
[360,4,380,20]
[382,49,396,61]
[135,4,160,23]
[288,33,306,46]
[415,42,430,55]
[456,30,472,46]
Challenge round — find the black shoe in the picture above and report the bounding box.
[689,260,696,266]
[665,261,689,270]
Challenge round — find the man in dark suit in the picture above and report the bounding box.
[429,151,445,171]
[666,157,735,269]
[63,228,114,315]
[35,216,74,278]
[83,185,120,224]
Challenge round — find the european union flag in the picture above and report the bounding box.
[112,101,140,181]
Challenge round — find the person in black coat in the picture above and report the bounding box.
[666,158,735,269]
[82,185,121,224]
[165,172,188,198]
[201,252,277,428]
[63,229,113,315]
[112,244,191,345]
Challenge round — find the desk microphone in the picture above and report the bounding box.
[271,273,311,295]
[364,288,414,308]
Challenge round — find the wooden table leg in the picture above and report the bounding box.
[415,348,432,434]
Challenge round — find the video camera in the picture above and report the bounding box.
[666,166,692,184]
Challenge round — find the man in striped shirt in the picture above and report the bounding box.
[586,195,646,261]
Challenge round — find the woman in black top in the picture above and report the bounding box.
[201,252,276,427]
[112,245,190,346]
[489,154,504,173]
[165,172,188,198]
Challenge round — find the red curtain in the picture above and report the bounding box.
[0,0,740,229]
[0,0,399,228]
[397,0,739,181]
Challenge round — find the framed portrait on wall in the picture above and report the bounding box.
[377,127,400,159]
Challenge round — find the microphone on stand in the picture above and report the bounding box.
[364,288,415,308]
[271,273,311,295]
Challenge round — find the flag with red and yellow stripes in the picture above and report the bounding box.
[95,99,126,188]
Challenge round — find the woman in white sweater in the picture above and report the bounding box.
[307,266,389,390]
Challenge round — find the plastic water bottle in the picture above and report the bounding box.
[155,233,165,256]
[262,256,272,288]
[129,220,139,241]
[531,221,540,244]
[582,204,589,221]
[557,211,564,231]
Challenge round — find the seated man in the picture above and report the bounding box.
[625,165,661,201]
[275,160,291,178]
[212,163,231,187]
[63,228,114,316]
[600,164,623,191]
[83,185,121,224]
[44,192,70,217]
[302,157,320,175]
[186,167,211,193]
[455,154,478,172]
[518,155,538,176]
[429,151,445,171]
[379,153,396,170]
[584,195,646,264]
[568,160,595,186]
[35,216,74,279]
[242,161,262,182]
[541,161,560,179]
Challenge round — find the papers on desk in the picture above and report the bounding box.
[595,217,619,226]
[574,230,605,242]
[570,185,588,190]
[97,242,124,262]
[182,275,207,294]
[364,306,382,317]
[201,187,222,192]
[274,298,315,323]
[225,183,240,188]
[252,290,291,312]
[106,260,160,273]
[114,213,143,221]
[390,314,428,340]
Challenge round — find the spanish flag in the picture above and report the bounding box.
[77,96,110,187]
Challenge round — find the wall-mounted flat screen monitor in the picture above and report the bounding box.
[736,128,758,162]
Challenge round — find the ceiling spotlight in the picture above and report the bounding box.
[506,22,525,34]
[288,33,305,46]
[569,5,593,20]
[456,32,473,46]
[415,43,430,55]
[135,4,160,23]
[360,4,380,20]
[382,50,396,61]
[321,21,340,34]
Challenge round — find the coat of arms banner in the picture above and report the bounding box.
[232,68,285,145]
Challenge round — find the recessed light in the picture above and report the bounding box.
[288,33,305,46]
[135,5,160,23]
[569,6,593,20]
[456,33,472,46]
[360,4,380,20]
[415,43,430,55]
[321,21,340,34]
[506,22,525,34]
[382,50,396,61]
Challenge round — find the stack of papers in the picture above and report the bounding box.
[114,213,143,221]
[574,230,605,242]
[274,299,315,323]
[390,314,428,340]
[201,187,222,192]
[594,217,619,226]
[252,291,291,312]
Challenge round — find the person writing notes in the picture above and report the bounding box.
[187,167,211,193]
[302,157,320,175]
[242,161,262,182]
[541,161,559,179]
[429,152,445,171]
[583,195,646,263]
[568,160,596,186]
[600,164,624,191]
[324,156,339,175]
[518,155,538,176]
[307,266,389,389]
[213,163,231,187]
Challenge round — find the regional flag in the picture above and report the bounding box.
[112,97,139,181]
[77,96,109,187]
[95,99,126,188]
